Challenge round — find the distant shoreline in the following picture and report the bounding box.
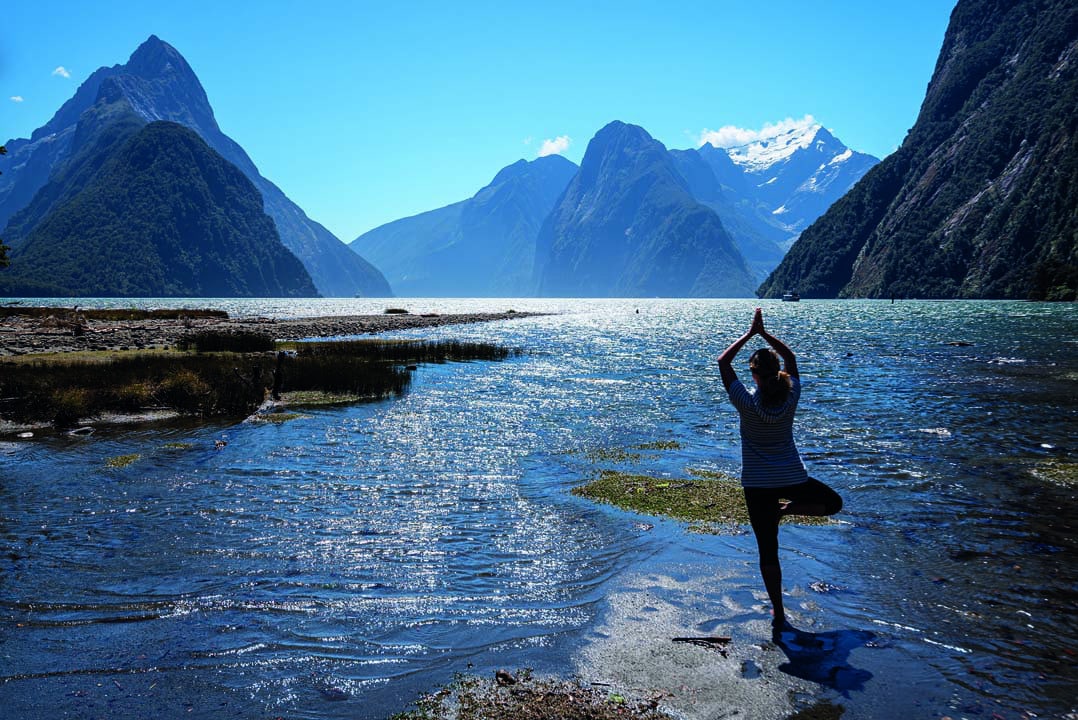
[0,307,543,357]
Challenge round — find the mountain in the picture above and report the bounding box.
[0,119,317,297]
[720,123,878,233]
[0,35,390,297]
[350,155,577,296]
[670,124,877,282]
[534,121,756,298]
[759,0,1078,300]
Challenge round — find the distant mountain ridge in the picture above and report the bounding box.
[760,0,1078,299]
[534,121,755,298]
[348,116,874,297]
[0,35,390,297]
[351,155,577,296]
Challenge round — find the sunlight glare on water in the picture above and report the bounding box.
[1,298,1075,719]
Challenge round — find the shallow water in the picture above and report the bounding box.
[1,299,1075,719]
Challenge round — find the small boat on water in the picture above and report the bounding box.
[782,291,801,302]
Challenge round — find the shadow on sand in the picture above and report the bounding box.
[773,624,876,695]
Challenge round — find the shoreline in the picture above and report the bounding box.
[0,308,542,357]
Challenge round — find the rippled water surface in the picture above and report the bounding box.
[1,299,1075,719]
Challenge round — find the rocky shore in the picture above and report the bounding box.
[0,309,540,356]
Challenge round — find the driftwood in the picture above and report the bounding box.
[672,636,732,657]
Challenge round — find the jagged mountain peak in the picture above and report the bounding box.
[125,35,191,78]
[588,120,660,152]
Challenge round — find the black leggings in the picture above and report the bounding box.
[743,478,842,566]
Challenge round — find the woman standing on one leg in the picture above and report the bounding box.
[718,308,842,638]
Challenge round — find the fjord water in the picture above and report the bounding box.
[1,299,1075,719]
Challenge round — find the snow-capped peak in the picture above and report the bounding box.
[723,122,821,170]
[696,115,858,173]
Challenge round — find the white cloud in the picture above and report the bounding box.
[699,114,817,149]
[52,66,71,78]
[10,95,24,103]
[537,135,571,157]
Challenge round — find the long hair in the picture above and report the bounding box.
[749,348,792,407]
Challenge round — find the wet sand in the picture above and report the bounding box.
[0,309,541,356]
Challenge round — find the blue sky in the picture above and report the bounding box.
[3,0,954,242]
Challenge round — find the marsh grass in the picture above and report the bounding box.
[293,338,517,363]
[178,331,275,353]
[0,338,517,428]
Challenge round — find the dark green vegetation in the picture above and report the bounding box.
[391,669,673,720]
[0,35,389,297]
[760,0,1078,300]
[0,119,318,298]
[534,121,757,298]
[0,336,516,428]
[177,330,276,353]
[352,155,579,297]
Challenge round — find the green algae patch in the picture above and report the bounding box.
[573,470,749,527]
[688,468,834,526]
[105,453,141,468]
[1031,459,1078,486]
[636,440,681,451]
[278,390,368,406]
[570,439,683,464]
[163,442,194,450]
[390,668,672,720]
[251,412,306,424]
[574,468,835,531]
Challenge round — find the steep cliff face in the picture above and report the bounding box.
[351,155,577,296]
[1,35,390,297]
[534,121,755,298]
[760,0,1078,300]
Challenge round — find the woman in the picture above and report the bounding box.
[718,308,842,637]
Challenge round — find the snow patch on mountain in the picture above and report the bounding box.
[699,115,825,171]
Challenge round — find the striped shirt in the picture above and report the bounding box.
[727,375,808,488]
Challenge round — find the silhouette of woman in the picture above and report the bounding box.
[718,308,842,637]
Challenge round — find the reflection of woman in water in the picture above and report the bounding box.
[718,308,842,637]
